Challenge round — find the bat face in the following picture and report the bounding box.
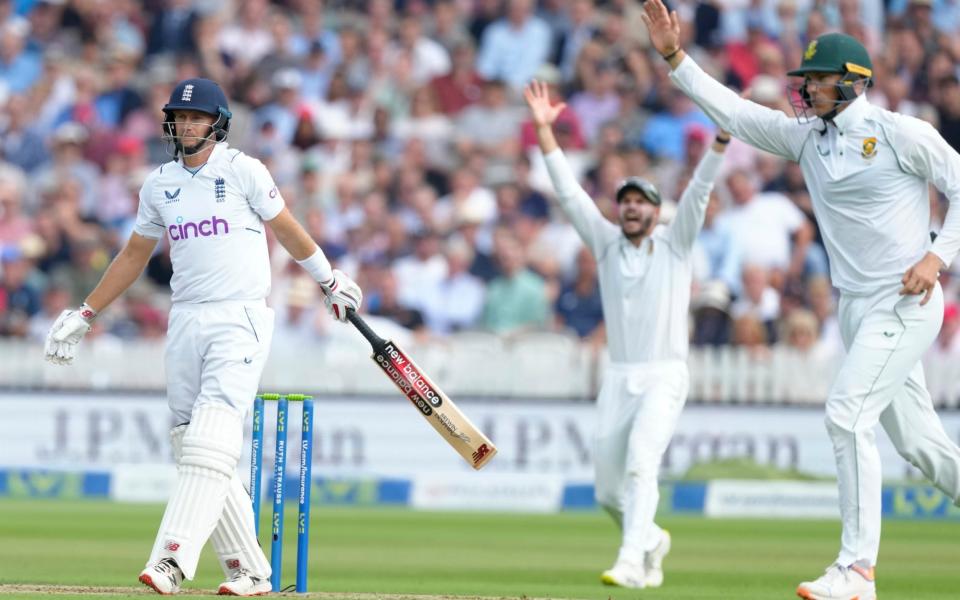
[371,339,497,470]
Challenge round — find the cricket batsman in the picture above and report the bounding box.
[641,1,960,598]
[524,79,729,589]
[42,78,362,595]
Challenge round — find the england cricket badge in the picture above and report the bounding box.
[861,136,878,159]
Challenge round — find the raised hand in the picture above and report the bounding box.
[523,80,567,128]
[639,0,681,58]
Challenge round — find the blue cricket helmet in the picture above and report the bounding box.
[162,78,232,147]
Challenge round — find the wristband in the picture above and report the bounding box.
[296,247,333,284]
[662,48,681,61]
[715,136,731,145]
[79,303,98,322]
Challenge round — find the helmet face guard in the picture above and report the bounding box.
[787,69,873,124]
[161,107,231,157]
[161,78,232,157]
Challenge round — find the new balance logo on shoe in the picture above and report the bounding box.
[217,570,272,596]
[139,558,184,595]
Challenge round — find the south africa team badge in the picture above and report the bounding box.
[861,136,878,159]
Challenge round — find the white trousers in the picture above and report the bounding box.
[828,282,960,566]
[593,361,688,564]
[152,300,274,577]
[165,300,275,424]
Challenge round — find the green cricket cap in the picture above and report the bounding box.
[787,33,873,79]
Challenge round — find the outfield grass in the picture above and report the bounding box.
[0,500,958,599]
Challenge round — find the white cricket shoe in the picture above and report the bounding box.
[601,559,646,589]
[217,570,272,596]
[139,558,184,595]
[796,561,876,600]
[644,529,672,588]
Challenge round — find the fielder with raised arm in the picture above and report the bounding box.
[524,80,728,589]
[42,78,362,596]
[641,2,960,599]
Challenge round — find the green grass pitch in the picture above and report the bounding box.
[0,500,957,599]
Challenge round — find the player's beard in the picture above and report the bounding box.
[181,133,214,156]
[622,214,654,241]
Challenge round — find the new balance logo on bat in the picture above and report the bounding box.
[472,444,491,464]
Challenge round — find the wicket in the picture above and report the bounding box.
[250,393,314,593]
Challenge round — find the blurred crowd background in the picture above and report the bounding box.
[3,0,960,363]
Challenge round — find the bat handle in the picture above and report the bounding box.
[346,309,386,348]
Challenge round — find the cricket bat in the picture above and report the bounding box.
[347,310,497,470]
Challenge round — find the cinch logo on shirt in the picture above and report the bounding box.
[168,215,229,241]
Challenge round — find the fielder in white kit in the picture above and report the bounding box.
[524,80,728,589]
[42,78,362,596]
[642,2,960,599]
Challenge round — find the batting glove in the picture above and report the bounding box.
[43,304,96,365]
[320,269,362,322]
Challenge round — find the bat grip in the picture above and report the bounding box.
[346,309,385,347]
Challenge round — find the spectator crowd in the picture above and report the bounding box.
[3,0,960,362]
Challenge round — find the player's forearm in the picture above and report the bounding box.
[84,248,151,312]
[535,123,560,155]
[268,207,319,261]
[543,148,613,252]
[275,226,318,262]
[269,208,339,285]
[711,131,731,153]
[668,55,743,133]
[543,148,585,203]
[895,120,960,268]
[789,223,814,275]
[670,148,725,249]
[931,202,960,268]
[664,48,686,71]
[268,208,334,283]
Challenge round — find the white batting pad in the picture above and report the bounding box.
[169,424,188,459]
[209,476,272,579]
[146,404,242,580]
[165,424,270,579]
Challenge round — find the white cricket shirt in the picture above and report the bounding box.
[134,143,285,304]
[545,147,724,363]
[670,56,960,295]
